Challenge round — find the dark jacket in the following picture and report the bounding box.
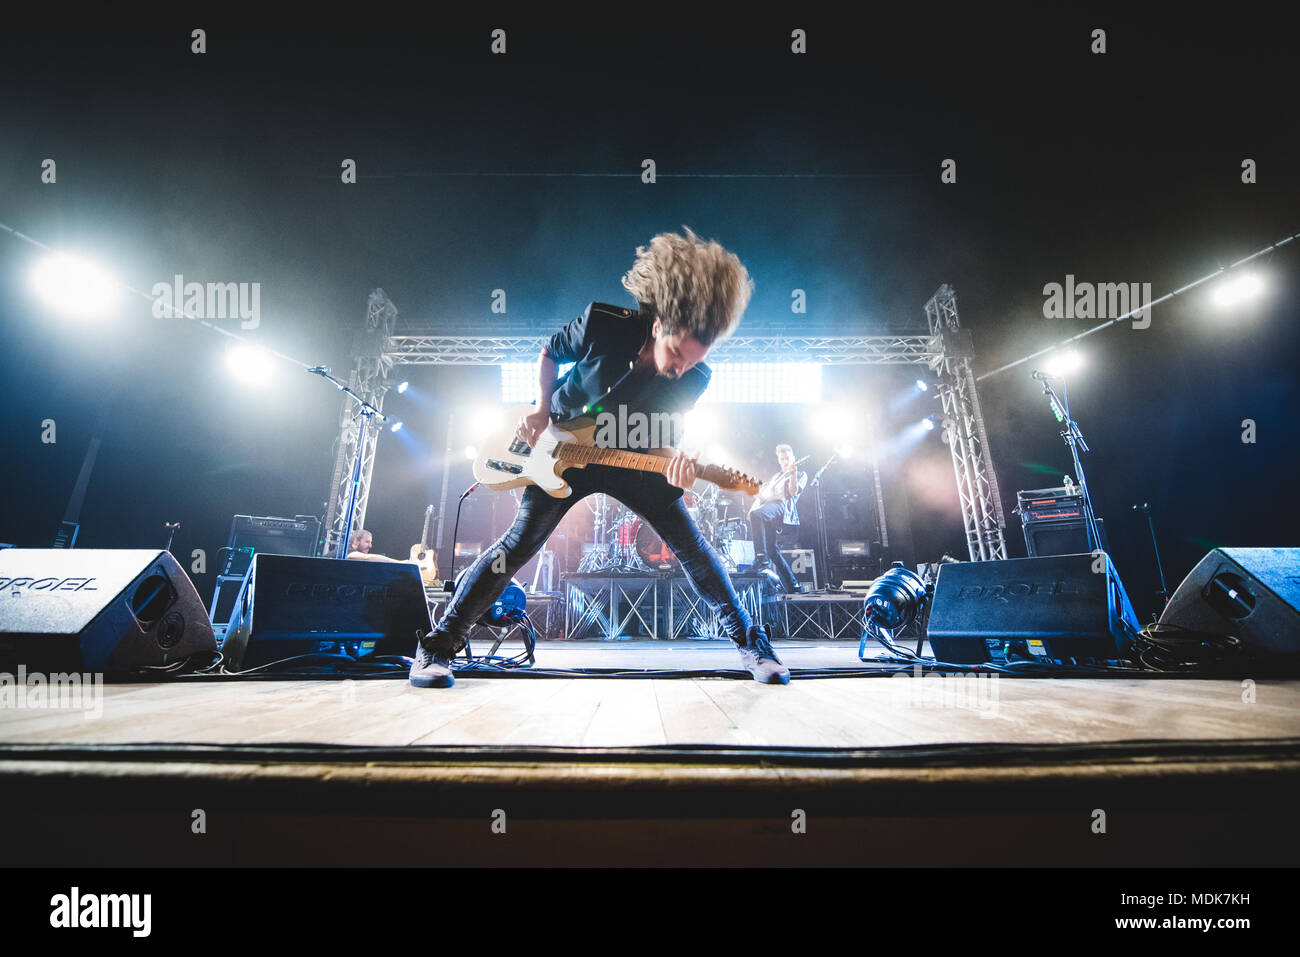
[542,302,711,436]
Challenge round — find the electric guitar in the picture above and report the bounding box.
[472,404,760,498]
[407,504,440,584]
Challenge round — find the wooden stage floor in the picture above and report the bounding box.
[3,639,1298,750]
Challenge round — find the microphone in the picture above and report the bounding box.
[795,455,811,466]
[307,365,331,375]
[1030,370,1052,380]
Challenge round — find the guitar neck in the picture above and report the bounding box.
[554,442,728,488]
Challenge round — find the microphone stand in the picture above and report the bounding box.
[1036,375,1102,554]
[308,367,390,559]
[810,452,841,592]
[1133,502,1169,610]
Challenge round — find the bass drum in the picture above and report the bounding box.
[633,520,678,571]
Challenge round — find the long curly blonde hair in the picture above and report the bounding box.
[621,227,753,347]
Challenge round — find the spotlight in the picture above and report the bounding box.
[464,445,478,460]
[226,343,274,385]
[390,420,404,433]
[1212,272,1265,307]
[921,416,936,432]
[1043,349,1083,377]
[859,565,931,660]
[29,252,122,319]
[396,380,409,394]
[915,379,929,393]
[813,405,852,438]
[471,406,505,434]
[835,445,854,459]
[682,409,716,444]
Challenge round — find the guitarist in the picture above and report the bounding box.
[411,228,789,688]
[747,444,806,594]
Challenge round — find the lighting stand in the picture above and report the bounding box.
[1133,502,1170,612]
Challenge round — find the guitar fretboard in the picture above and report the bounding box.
[553,442,744,491]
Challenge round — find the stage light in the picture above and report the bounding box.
[29,252,122,319]
[706,444,731,465]
[1043,349,1083,377]
[226,343,274,385]
[390,420,404,433]
[501,362,573,402]
[682,409,716,444]
[813,404,852,438]
[396,380,409,394]
[921,416,936,432]
[1212,272,1264,307]
[915,379,929,392]
[464,445,478,460]
[836,445,854,459]
[471,406,505,435]
[859,565,931,660]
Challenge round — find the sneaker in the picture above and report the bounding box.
[409,631,455,688]
[735,625,790,684]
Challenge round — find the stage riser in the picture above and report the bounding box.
[558,575,867,640]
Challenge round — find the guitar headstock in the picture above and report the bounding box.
[700,464,760,496]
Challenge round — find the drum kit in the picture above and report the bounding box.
[575,487,753,574]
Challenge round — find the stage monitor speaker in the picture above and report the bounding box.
[0,549,217,673]
[926,553,1141,664]
[1158,547,1300,656]
[221,554,431,670]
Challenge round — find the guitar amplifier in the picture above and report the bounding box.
[221,514,321,576]
[1015,487,1110,558]
[1016,486,1086,525]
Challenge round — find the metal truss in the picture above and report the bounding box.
[322,289,398,558]
[329,286,1007,563]
[925,285,1009,561]
[386,333,938,366]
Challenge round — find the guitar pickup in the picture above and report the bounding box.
[486,459,523,475]
[507,439,532,456]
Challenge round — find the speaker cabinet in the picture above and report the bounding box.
[221,554,432,670]
[1158,547,1300,655]
[926,553,1141,664]
[1022,517,1109,558]
[780,548,818,588]
[0,549,217,673]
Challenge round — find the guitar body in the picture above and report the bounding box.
[472,406,593,498]
[408,505,440,584]
[472,404,759,499]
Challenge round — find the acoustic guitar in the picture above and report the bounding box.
[408,504,440,584]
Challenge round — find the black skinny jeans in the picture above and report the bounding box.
[427,464,754,654]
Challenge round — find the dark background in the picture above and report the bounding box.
[1,6,1296,622]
